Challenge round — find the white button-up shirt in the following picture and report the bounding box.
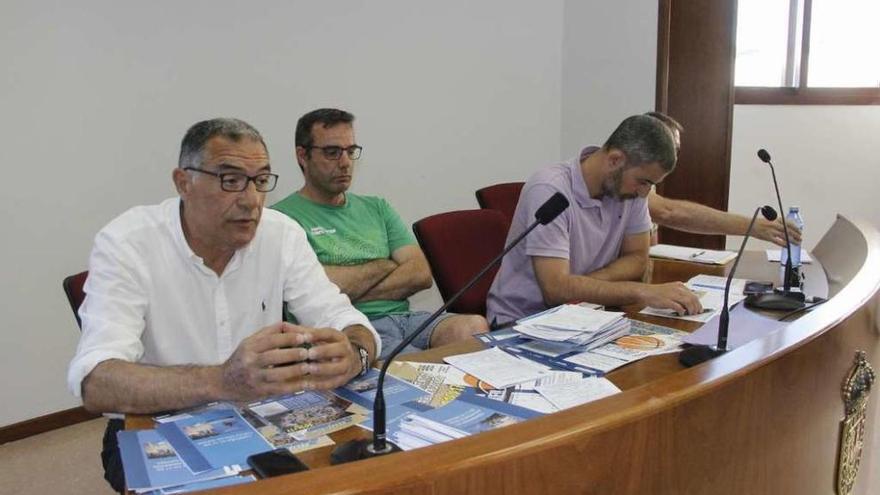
[67,197,379,397]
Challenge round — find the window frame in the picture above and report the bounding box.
[735,0,880,105]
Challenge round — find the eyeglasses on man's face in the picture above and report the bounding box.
[184,167,279,192]
[305,144,363,161]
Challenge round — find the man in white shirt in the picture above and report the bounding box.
[68,118,379,491]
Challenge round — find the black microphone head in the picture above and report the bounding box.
[757,149,771,163]
[535,192,569,225]
[761,205,777,221]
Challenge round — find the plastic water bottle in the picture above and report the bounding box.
[779,206,804,268]
[778,207,804,290]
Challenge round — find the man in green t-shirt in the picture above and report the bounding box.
[273,108,488,359]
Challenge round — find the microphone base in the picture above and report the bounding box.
[330,438,402,465]
[745,290,806,311]
[679,345,727,367]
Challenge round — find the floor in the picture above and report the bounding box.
[0,418,117,495]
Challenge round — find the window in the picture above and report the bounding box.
[735,0,880,104]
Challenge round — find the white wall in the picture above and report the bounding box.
[729,105,880,252]
[0,0,659,427]
[561,1,659,157]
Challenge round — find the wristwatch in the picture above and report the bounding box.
[351,342,370,377]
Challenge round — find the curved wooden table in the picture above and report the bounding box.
[138,216,880,495]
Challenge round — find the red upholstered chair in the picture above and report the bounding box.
[62,270,88,330]
[475,182,525,226]
[413,209,508,317]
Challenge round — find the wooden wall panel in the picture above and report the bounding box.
[656,0,737,249]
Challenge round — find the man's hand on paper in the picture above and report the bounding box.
[638,282,703,316]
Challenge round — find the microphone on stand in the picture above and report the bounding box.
[331,192,570,464]
[679,205,777,367]
[745,149,805,311]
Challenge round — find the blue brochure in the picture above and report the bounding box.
[145,474,256,494]
[365,392,542,450]
[156,408,272,473]
[333,368,429,409]
[117,429,239,492]
[474,329,530,347]
[502,345,603,375]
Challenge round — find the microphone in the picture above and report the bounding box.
[679,205,777,367]
[746,149,805,311]
[331,192,570,464]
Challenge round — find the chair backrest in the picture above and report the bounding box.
[62,270,88,330]
[413,209,509,316]
[475,182,525,226]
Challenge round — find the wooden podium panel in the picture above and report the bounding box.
[165,216,880,495]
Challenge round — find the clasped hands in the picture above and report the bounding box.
[220,322,362,402]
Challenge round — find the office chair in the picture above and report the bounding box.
[475,182,525,226]
[62,270,88,330]
[413,209,508,316]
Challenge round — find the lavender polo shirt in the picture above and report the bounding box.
[486,146,652,323]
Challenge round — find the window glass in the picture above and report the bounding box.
[735,0,792,86]
[808,0,880,87]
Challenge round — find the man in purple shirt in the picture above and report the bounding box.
[487,114,702,324]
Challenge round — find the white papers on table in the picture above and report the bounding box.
[765,249,813,264]
[639,288,745,323]
[514,305,630,347]
[687,274,748,296]
[443,347,548,389]
[518,304,623,334]
[515,371,583,391]
[650,244,737,265]
[535,377,621,410]
[505,392,559,414]
[563,352,629,373]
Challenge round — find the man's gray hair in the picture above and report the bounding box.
[178,118,267,169]
[603,114,677,171]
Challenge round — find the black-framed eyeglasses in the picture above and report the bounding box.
[304,145,363,161]
[183,167,279,192]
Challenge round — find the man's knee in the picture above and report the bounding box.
[431,314,488,346]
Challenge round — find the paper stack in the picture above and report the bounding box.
[514,304,630,349]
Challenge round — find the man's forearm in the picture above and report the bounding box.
[585,253,648,282]
[324,260,398,301]
[542,273,645,308]
[357,259,433,302]
[342,324,378,364]
[81,359,225,414]
[653,197,748,236]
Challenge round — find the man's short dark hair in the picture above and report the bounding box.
[178,118,266,169]
[603,114,677,172]
[644,111,684,134]
[295,108,355,149]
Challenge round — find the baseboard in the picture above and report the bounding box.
[0,406,101,445]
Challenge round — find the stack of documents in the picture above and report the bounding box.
[514,304,631,349]
[650,244,737,265]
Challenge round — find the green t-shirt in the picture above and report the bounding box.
[272,192,417,317]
